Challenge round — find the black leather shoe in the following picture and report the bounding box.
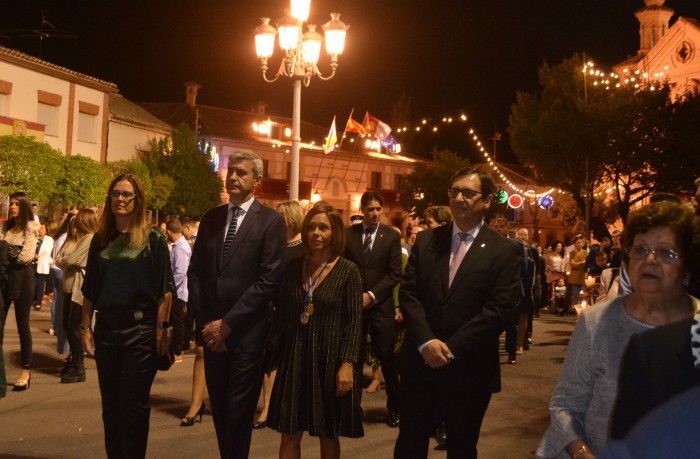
[252,420,267,429]
[508,353,517,364]
[61,365,86,383]
[523,342,530,350]
[387,412,400,428]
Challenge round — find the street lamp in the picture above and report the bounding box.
[254,1,348,201]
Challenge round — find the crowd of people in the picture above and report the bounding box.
[1,153,699,459]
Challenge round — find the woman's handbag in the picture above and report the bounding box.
[7,244,22,265]
[157,326,175,371]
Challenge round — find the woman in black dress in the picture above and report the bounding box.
[254,200,306,430]
[80,174,175,459]
[267,204,363,459]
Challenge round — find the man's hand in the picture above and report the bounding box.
[362,293,373,309]
[420,340,453,368]
[336,362,354,397]
[202,319,232,353]
[156,327,171,356]
[82,329,95,357]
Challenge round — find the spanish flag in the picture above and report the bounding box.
[345,116,366,135]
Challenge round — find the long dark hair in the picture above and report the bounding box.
[3,191,33,233]
[96,174,148,248]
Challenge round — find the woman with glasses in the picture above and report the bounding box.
[536,201,700,459]
[81,174,174,458]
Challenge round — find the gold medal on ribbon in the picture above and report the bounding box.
[307,303,314,315]
[300,311,310,325]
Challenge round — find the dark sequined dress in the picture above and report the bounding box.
[267,256,364,439]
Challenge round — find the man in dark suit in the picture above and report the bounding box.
[394,168,521,459]
[345,191,403,427]
[188,151,286,459]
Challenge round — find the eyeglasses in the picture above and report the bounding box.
[627,245,681,264]
[448,188,483,200]
[109,190,136,201]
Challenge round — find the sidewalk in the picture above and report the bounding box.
[0,306,575,458]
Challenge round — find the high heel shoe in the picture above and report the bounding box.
[180,402,205,427]
[13,370,31,391]
[252,419,267,429]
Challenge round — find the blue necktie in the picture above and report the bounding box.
[363,227,375,263]
[222,206,239,259]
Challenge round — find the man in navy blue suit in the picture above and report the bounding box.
[188,151,286,459]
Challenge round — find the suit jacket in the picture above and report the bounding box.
[344,223,402,317]
[610,313,700,439]
[400,223,521,392]
[187,199,287,353]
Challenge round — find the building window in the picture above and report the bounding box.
[394,174,403,190]
[332,181,340,196]
[37,102,59,136]
[262,159,270,178]
[370,171,382,189]
[286,162,292,181]
[0,93,7,116]
[77,112,96,143]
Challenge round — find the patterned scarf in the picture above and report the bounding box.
[692,308,700,369]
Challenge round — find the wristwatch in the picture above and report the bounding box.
[156,321,171,329]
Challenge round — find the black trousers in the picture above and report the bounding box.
[1,265,34,368]
[62,293,84,366]
[170,298,187,355]
[362,309,400,413]
[94,313,157,459]
[395,361,492,459]
[204,347,264,459]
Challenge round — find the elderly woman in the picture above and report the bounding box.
[81,174,175,458]
[609,206,700,439]
[536,201,700,459]
[266,204,363,459]
[0,191,40,392]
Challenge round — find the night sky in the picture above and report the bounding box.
[4,0,700,162]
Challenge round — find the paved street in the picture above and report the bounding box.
[0,305,575,459]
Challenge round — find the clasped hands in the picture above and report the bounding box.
[421,339,454,368]
[202,319,232,352]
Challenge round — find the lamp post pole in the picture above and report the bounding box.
[290,78,302,200]
[254,2,348,202]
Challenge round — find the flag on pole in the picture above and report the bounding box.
[345,116,366,135]
[324,116,338,154]
[381,135,398,152]
[362,112,392,140]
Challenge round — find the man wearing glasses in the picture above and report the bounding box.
[395,168,521,459]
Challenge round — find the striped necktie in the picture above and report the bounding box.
[363,226,375,262]
[222,206,239,259]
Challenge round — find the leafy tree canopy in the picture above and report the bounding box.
[509,53,688,228]
[58,155,112,208]
[0,135,64,203]
[144,123,222,218]
[401,148,471,218]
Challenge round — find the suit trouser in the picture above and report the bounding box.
[362,310,400,413]
[94,315,157,459]
[395,361,492,459]
[204,347,264,459]
[170,298,187,355]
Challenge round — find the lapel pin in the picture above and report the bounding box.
[480,243,486,248]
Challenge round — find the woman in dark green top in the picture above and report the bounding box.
[80,174,175,459]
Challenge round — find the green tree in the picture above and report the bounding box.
[401,148,470,218]
[509,54,675,230]
[145,123,222,218]
[655,89,700,197]
[0,135,64,202]
[58,155,112,208]
[150,174,175,223]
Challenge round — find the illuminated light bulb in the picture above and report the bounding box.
[421,119,427,124]
[432,127,438,132]
[416,127,421,131]
[442,117,447,122]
